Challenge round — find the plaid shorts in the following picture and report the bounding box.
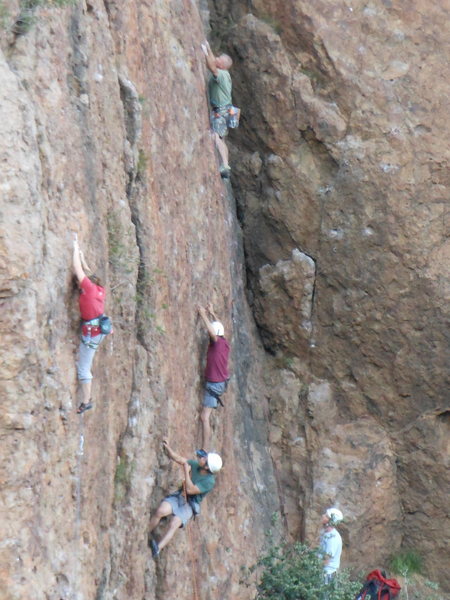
[210,106,230,138]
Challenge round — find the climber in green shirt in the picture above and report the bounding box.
[148,440,222,558]
[201,40,235,179]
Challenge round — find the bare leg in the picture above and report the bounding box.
[158,516,183,551]
[149,500,173,533]
[200,406,213,449]
[80,381,92,405]
[214,132,229,168]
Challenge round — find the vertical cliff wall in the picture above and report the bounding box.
[1,2,280,599]
[1,0,449,598]
[208,0,450,590]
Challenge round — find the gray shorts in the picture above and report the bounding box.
[203,380,226,409]
[164,491,194,527]
[76,334,105,382]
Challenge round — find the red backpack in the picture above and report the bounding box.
[355,570,401,600]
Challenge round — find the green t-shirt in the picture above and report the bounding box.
[208,69,232,108]
[187,459,215,503]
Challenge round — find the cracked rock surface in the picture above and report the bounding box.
[0,0,449,598]
[211,0,450,589]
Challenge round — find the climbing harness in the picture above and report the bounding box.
[165,489,200,518]
[83,314,112,335]
[81,337,102,350]
[81,314,112,348]
[99,315,112,334]
[212,104,241,128]
[206,378,230,407]
[227,105,241,129]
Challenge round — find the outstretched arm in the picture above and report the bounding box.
[206,302,218,321]
[198,305,218,342]
[73,235,86,284]
[162,439,188,466]
[162,440,201,493]
[201,40,218,76]
[79,250,92,274]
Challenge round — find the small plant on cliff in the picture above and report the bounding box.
[114,454,136,504]
[136,149,148,180]
[283,356,294,369]
[389,550,423,600]
[259,12,283,35]
[1,0,75,33]
[245,539,360,600]
[11,7,36,34]
[0,2,10,28]
[389,550,423,576]
[21,0,76,8]
[107,211,138,285]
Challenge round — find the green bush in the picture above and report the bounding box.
[389,550,423,577]
[389,551,424,600]
[251,541,360,600]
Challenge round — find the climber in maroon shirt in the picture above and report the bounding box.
[198,304,230,448]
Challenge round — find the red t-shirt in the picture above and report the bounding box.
[79,276,105,336]
[204,337,230,382]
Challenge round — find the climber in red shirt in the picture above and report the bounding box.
[73,235,107,414]
[198,304,230,448]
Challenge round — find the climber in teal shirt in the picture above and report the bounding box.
[148,440,222,558]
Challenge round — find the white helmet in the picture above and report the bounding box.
[326,507,343,525]
[207,452,222,473]
[211,321,225,336]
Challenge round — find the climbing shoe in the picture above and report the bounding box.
[150,539,160,559]
[219,165,231,179]
[77,402,93,414]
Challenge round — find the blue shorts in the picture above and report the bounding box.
[203,380,226,409]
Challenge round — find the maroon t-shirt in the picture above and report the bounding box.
[79,276,105,336]
[204,337,230,382]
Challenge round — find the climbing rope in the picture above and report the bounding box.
[182,476,201,600]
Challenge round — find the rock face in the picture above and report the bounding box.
[0,2,279,600]
[209,0,449,590]
[0,0,449,599]
[256,248,316,354]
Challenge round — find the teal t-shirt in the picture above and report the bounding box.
[208,69,232,108]
[187,459,215,503]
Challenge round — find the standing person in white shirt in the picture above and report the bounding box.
[320,507,343,584]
